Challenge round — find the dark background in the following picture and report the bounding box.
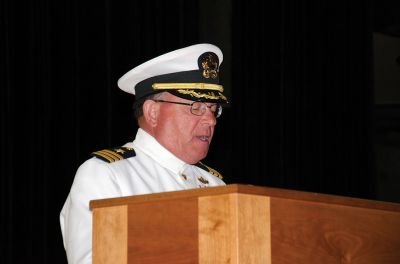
[1,0,400,262]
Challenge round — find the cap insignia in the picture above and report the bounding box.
[199,52,219,79]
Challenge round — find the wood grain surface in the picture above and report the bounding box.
[92,205,128,264]
[198,193,271,264]
[127,198,198,264]
[271,198,400,263]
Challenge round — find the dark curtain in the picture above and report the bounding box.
[221,0,375,197]
[0,0,383,263]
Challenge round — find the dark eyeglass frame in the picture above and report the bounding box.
[153,99,223,118]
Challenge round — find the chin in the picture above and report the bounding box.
[197,152,208,162]
[187,152,207,164]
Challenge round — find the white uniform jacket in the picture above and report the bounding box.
[60,128,225,264]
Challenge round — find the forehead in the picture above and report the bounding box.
[163,92,193,103]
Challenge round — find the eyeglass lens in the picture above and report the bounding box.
[191,102,222,118]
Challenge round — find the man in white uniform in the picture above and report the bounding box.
[60,43,229,263]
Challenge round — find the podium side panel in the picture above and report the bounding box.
[270,198,400,264]
[93,205,128,264]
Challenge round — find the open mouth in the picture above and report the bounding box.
[197,135,210,143]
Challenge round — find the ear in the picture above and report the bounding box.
[142,100,160,127]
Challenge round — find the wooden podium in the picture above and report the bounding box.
[90,184,400,264]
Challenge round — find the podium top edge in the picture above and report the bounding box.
[89,184,400,212]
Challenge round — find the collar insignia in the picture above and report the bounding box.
[197,176,209,185]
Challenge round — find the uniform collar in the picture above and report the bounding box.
[131,128,187,174]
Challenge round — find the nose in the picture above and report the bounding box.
[201,107,217,126]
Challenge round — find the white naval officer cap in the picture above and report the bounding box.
[117,43,229,104]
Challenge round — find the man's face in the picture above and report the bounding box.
[153,93,217,164]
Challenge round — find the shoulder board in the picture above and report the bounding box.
[91,146,136,163]
[195,161,223,180]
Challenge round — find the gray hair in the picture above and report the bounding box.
[133,92,166,120]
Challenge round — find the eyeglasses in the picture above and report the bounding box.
[153,100,223,118]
